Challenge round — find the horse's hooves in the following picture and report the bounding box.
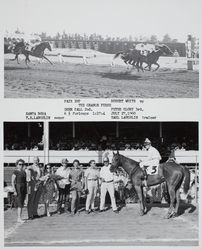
[164,213,172,219]
[139,210,145,216]
[164,214,170,219]
[164,211,176,219]
[171,212,178,218]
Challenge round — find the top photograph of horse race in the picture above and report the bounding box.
[3,0,200,98]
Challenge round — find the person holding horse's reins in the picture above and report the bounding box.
[139,138,161,187]
[99,157,119,213]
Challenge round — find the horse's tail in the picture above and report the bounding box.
[182,166,190,194]
[113,51,124,59]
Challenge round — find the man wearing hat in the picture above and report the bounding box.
[99,156,118,213]
[27,156,43,219]
[139,138,161,187]
[55,158,71,214]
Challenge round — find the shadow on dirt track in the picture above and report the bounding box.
[98,72,142,80]
[4,66,29,71]
[145,202,196,216]
[177,202,197,216]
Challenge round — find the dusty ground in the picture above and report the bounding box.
[4,53,199,98]
[4,203,198,246]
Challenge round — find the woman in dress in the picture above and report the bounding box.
[40,164,62,216]
[11,159,27,223]
[39,164,55,217]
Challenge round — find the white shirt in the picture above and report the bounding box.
[84,167,100,180]
[56,166,71,188]
[145,146,161,161]
[100,164,114,182]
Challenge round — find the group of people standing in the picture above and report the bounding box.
[11,138,162,222]
[11,156,122,222]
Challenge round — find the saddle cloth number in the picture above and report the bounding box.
[147,165,158,175]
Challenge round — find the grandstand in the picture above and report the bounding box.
[4,121,198,165]
[45,39,187,57]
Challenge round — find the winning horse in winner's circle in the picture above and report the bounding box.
[110,152,190,219]
[9,41,52,65]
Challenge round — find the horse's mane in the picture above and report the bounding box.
[119,154,140,166]
[118,154,140,177]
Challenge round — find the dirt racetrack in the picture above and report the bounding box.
[4,53,199,98]
[5,203,198,246]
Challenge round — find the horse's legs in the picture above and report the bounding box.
[137,61,144,72]
[16,54,20,64]
[44,202,47,215]
[25,55,31,67]
[46,201,50,216]
[43,56,53,65]
[10,54,19,63]
[25,57,28,66]
[153,62,160,71]
[174,188,180,215]
[135,185,145,216]
[166,185,176,218]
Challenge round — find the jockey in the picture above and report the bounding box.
[139,138,162,187]
[25,38,41,52]
[135,43,145,55]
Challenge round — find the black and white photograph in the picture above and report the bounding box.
[4,121,199,246]
[1,0,201,249]
[3,0,199,98]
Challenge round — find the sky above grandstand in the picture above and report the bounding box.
[2,0,201,42]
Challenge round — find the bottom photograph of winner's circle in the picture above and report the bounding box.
[4,121,199,246]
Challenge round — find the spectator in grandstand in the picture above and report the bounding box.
[26,156,43,220]
[69,160,84,215]
[100,135,108,150]
[84,160,100,214]
[55,159,71,214]
[11,159,27,223]
[125,143,131,150]
[99,157,119,213]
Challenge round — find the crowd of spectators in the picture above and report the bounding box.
[4,134,198,156]
[4,134,43,151]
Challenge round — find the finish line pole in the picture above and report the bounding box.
[187,35,193,70]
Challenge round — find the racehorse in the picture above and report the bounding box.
[113,44,173,71]
[110,152,190,219]
[11,41,52,65]
[113,49,141,71]
[138,44,173,71]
